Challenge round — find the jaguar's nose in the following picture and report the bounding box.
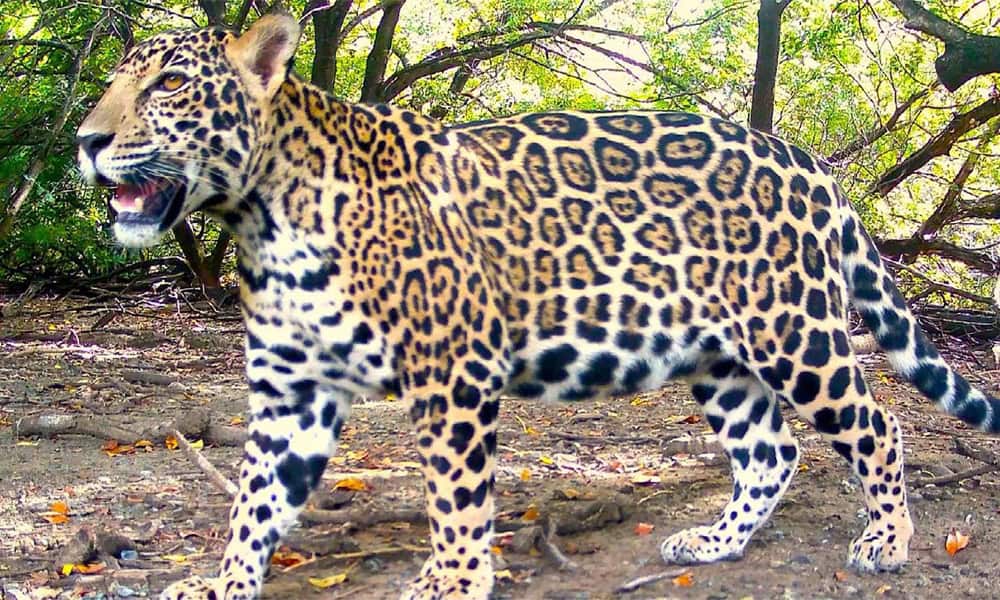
[77,132,115,162]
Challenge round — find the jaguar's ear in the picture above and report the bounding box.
[227,13,301,99]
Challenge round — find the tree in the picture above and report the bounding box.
[749,0,791,132]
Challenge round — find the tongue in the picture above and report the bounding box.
[115,183,156,210]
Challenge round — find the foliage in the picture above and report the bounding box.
[1,0,998,304]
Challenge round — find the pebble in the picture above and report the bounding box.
[787,554,812,565]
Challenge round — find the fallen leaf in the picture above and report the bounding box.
[43,513,69,524]
[560,488,580,499]
[333,478,369,492]
[495,569,514,582]
[630,473,661,485]
[162,554,189,564]
[15,440,39,446]
[539,456,554,466]
[50,501,69,515]
[271,549,307,568]
[101,440,119,452]
[74,563,105,574]
[630,397,652,407]
[133,440,153,449]
[308,573,347,589]
[230,416,245,426]
[165,435,179,450]
[680,414,702,424]
[672,571,694,587]
[833,570,849,582]
[519,468,531,482]
[946,528,969,556]
[60,564,74,576]
[522,506,540,522]
[634,522,655,536]
[490,545,503,555]
[875,584,892,595]
[189,439,204,450]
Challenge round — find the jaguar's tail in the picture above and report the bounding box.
[840,200,1000,432]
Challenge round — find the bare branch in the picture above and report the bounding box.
[869,94,1000,197]
[827,84,936,163]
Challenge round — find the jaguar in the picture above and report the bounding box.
[76,13,1000,599]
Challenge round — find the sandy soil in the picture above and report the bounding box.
[2,298,999,599]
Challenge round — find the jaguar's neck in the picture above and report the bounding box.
[228,75,360,260]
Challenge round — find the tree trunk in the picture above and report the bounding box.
[428,64,475,120]
[172,220,222,289]
[198,0,228,26]
[311,0,354,91]
[360,0,406,103]
[749,0,789,133]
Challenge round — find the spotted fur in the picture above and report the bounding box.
[76,14,1000,600]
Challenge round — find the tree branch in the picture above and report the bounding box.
[886,0,1000,91]
[380,30,552,102]
[876,237,998,273]
[827,85,935,163]
[869,94,1000,197]
[915,117,1000,238]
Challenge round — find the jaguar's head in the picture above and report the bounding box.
[77,14,301,247]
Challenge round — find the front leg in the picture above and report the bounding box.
[161,373,349,599]
[403,383,502,600]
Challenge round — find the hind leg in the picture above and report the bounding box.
[661,357,799,565]
[743,327,914,572]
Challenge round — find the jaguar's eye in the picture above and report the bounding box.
[157,73,187,92]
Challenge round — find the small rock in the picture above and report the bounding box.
[787,554,812,565]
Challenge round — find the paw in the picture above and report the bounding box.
[159,576,256,600]
[660,525,745,565]
[848,529,908,573]
[400,566,492,600]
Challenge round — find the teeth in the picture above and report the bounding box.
[112,196,145,212]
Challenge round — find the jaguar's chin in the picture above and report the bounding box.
[110,179,187,247]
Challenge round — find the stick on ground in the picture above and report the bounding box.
[173,429,238,497]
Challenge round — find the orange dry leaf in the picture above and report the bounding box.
[946,528,970,556]
[521,506,540,522]
[672,571,694,587]
[333,478,369,492]
[42,501,70,524]
[101,440,119,452]
[165,435,179,450]
[833,570,849,582]
[134,439,153,449]
[230,416,246,426]
[270,549,307,568]
[74,562,106,574]
[634,522,655,536]
[680,414,702,424]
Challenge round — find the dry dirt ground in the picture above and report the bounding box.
[2,297,1000,600]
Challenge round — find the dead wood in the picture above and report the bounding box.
[299,507,426,527]
[15,407,247,447]
[614,568,691,594]
[953,437,1000,467]
[121,369,177,386]
[173,429,238,497]
[911,463,996,487]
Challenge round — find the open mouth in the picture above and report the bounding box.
[111,179,186,230]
